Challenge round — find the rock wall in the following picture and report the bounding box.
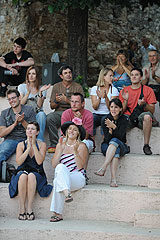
[0,0,160,85]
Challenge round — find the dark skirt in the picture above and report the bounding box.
[9,170,53,198]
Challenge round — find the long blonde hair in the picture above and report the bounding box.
[96,68,113,87]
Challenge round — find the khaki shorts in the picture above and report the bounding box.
[127,112,153,129]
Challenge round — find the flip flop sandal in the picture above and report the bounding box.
[65,194,73,203]
[50,215,63,222]
[18,213,27,220]
[27,212,35,221]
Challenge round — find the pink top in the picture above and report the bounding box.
[61,108,93,136]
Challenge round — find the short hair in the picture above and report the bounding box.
[58,64,73,76]
[6,89,20,97]
[96,68,113,87]
[131,67,143,77]
[14,37,26,49]
[27,121,40,132]
[71,92,84,102]
[117,49,128,59]
[148,49,159,55]
[109,98,123,109]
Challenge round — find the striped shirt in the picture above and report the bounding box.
[60,153,85,175]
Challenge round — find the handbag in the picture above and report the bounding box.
[26,98,41,113]
[1,161,16,183]
[129,85,144,127]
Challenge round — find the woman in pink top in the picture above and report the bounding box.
[49,119,88,222]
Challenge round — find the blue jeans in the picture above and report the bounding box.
[0,139,22,177]
[93,113,107,136]
[36,111,47,142]
[101,138,129,158]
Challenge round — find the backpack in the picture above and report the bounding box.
[1,161,16,183]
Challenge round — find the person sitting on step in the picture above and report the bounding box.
[9,121,53,221]
[94,98,129,187]
[49,120,87,222]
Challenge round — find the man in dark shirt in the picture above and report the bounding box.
[0,89,36,178]
[0,37,34,97]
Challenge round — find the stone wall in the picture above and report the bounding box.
[0,0,160,86]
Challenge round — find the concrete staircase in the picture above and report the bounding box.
[0,89,160,239]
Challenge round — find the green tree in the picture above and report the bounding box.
[13,0,160,82]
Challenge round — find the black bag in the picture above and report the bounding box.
[129,85,144,127]
[1,161,16,183]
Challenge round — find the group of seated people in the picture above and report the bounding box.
[0,36,159,222]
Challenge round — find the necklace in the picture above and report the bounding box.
[66,142,76,147]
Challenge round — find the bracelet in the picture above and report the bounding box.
[16,62,19,66]
[38,94,43,98]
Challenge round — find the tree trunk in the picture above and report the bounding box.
[67,7,88,82]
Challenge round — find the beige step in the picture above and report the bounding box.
[1,183,160,223]
[7,152,160,186]
[148,175,160,189]
[94,126,160,154]
[0,217,160,240]
[134,209,160,229]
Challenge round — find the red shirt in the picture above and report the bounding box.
[61,108,93,136]
[119,85,157,115]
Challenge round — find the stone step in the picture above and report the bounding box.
[87,153,160,187]
[134,210,160,229]
[148,175,160,189]
[0,217,160,240]
[1,183,160,223]
[94,126,160,154]
[7,152,160,186]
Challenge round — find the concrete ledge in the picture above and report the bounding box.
[6,152,160,186]
[148,175,160,189]
[1,217,160,240]
[134,209,160,229]
[1,183,160,223]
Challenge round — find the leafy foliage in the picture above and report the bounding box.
[74,75,90,98]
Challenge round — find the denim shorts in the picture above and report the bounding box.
[101,137,129,158]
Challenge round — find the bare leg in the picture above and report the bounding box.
[27,173,36,219]
[110,157,119,187]
[95,144,117,176]
[143,115,152,145]
[18,174,28,219]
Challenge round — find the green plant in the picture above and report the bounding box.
[74,75,90,98]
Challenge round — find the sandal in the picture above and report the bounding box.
[94,168,105,176]
[18,212,27,220]
[27,212,35,221]
[50,215,63,222]
[110,179,118,187]
[65,193,73,203]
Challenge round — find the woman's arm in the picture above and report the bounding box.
[91,95,101,110]
[16,141,30,166]
[73,142,88,169]
[32,141,46,165]
[51,137,65,168]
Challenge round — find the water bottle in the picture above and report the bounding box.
[4,70,12,75]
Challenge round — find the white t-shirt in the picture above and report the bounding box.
[18,83,47,111]
[90,85,119,114]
